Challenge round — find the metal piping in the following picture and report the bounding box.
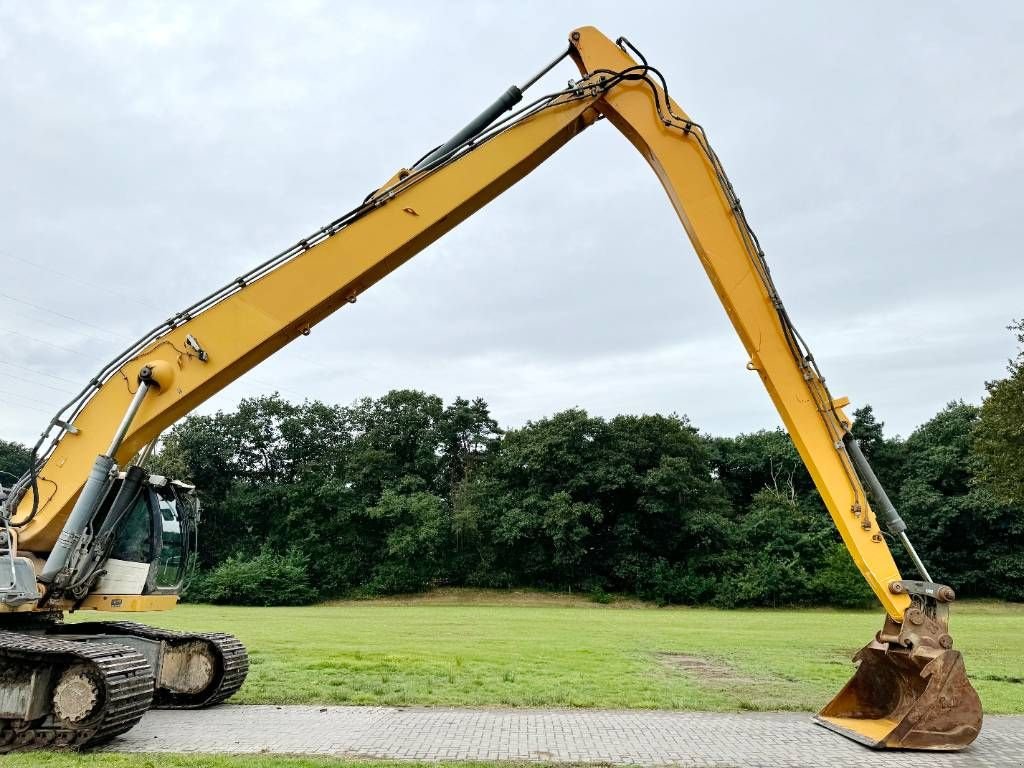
[413,47,571,171]
[519,47,571,92]
[39,381,153,586]
[897,531,933,585]
[844,435,932,582]
[37,455,114,584]
[133,435,159,467]
[106,381,152,457]
[412,87,524,170]
[8,46,580,528]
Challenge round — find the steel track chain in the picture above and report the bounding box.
[56,621,248,708]
[0,629,153,752]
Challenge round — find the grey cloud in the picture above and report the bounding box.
[1,0,1021,446]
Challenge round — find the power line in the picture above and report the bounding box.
[0,251,150,310]
[0,327,100,361]
[0,322,309,402]
[1,302,309,397]
[2,266,372,394]
[0,359,85,387]
[3,308,118,350]
[0,369,77,396]
[0,387,61,410]
[0,290,132,342]
[0,236,403,409]
[0,398,51,416]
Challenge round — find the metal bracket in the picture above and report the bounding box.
[889,579,955,602]
[51,418,80,436]
[184,335,208,362]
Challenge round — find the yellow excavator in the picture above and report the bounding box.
[0,26,982,752]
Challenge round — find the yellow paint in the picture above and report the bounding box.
[0,602,39,614]
[15,26,909,621]
[145,359,176,390]
[16,95,601,556]
[72,594,179,612]
[569,27,909,620]
[819,715,899,743]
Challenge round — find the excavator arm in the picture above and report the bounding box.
[3,26,980,750]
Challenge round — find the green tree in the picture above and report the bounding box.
[0,439,30,485]
[896,402,1022,597]
[186,548,315,606]
[612,416,736,604]
[282,475,378,596]
[455,409,734,600]
[110,376,1024,605]
[155,391,501,598]
[850,404,905,492]
[975,321,1024,506]
[710,429,816,511]
[365,486,451,593]
[454,409,609,588]
[152,395,349,569]
[721,489,832,607]
[810,543,876,608]
[435,396,500,496]
[344,390,445,499]
[152,409,252,569]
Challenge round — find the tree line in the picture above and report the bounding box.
[1,322,1021,607]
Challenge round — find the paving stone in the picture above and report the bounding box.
[102,705,1024,767]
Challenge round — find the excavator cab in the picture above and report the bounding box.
[86,476,198,600]
[0,469,198,611]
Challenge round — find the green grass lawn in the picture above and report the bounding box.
[68,590,1024,714]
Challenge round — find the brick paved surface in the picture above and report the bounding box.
[104,705,1024,767]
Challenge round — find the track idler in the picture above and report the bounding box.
[815,587,982,750]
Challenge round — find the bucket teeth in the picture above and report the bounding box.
[815,642,982,750]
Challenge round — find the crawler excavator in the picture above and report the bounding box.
[0,26,983,752]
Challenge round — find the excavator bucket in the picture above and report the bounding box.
[815,641,983,750]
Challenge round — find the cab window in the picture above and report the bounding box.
[154,497,187,588]
[108,495,153,563]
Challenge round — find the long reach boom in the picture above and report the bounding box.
[1,27,981,751]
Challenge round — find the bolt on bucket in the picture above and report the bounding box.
[815,608,982,750]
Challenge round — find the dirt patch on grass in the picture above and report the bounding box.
[655,652,815,711]
[655,653,759,684]
[979,673,1024,684]
[324,588,655,609]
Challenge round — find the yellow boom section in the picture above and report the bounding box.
[16,26,910,621]
[16,92,601,550]
[571,28,909,620]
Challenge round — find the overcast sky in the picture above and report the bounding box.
[1,1,1021,446]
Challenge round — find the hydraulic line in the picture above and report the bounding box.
[413,47,571,171]
[38,379,152,585]
[1,60,611,528]
[4,41,870,556]
[844,435,932,582]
